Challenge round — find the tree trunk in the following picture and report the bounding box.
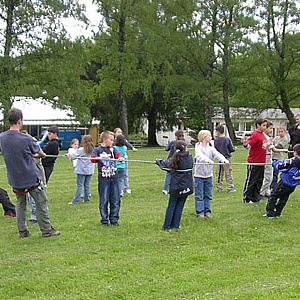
[222,49,236,143]
[117,2,129,138]
[1,1,15,127]
[147,106,158,146]
[204,2,217,133]
[280,87,295,127]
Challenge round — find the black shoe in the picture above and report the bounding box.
[19,229,31,238]
[101,223,109,226]
[111,222,119,226]
[42,226,60,237]
[28,219,38,224]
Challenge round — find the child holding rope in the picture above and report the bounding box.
[155,140,193,229]
[264,143,300,218]
[114,134,127,197]
[194,130,229,218]
[68,138,79,169]
[214,125,236,193]
[114,128,138,194]
[242,118,268,203]
[91,131,124,226]
[162,130,185,195]
[67,135,95,205]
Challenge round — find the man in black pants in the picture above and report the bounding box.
[42,126,60,183]
[0,187,16,217]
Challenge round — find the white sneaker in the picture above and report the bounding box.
[162,190,168,195]
[126,189,131,194]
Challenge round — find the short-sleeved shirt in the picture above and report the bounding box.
[0,130,41,188]
[214,136,235,158]
[165,140,176,159]
[247,130,267,163]
[92,146,121,179]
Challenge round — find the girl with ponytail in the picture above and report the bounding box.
[155,140,194,229]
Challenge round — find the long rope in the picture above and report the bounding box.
[45,154,275,166]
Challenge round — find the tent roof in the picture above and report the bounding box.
[1,97,99,126]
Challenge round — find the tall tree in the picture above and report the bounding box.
[0,0,87,123]
[253,0,300,126]
[92,0,141,138]
[214,0,256,142]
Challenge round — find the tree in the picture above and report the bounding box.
[0,0,87,124]
[214,0,257,142]
[253,0,300,126]
[92,0,142,139]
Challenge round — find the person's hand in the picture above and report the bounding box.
[38,151,46,159]
[133,147,138,152]
[118,156,125,162]
[223,159,230,164]
[242,136,248,146]
[208,160,214,165]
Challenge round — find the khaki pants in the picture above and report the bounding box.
[215,158,234,192]
[260,156,273,197]
[14,183,51,235]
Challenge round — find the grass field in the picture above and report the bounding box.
[0,147,300,300]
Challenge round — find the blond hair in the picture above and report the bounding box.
[198,130,211,142]
[100,131,114,142]
[277,125,286,132]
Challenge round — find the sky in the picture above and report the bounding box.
[63,0,102,39]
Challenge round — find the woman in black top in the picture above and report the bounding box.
[288,114,300,158]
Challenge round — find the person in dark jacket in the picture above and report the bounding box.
[155,140,193,229]
[264,143,300,218]
[42,125,60,183]
[162,130,185,195]
[0,187,16,217]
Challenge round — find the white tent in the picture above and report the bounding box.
[8,97,79,126]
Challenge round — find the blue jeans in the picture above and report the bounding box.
[124,161,130,191]
[98,177,120,224]
[71,174,92,204]
[270,160,279,191]
[26,193,36,221]
[163,194,188,229]
[194,177,213,216]
[163,172,171,191]
[117,168,126,197]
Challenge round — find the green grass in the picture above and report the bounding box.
[0,147,300,300]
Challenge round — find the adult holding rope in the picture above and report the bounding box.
[0,108,60,238]
[242,118,268,204]
[288,113,300,158]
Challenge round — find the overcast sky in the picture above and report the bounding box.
[63,0,102,39]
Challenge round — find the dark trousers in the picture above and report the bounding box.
[266,180,295,217]
[43,164,54,183]
[0,187,16,213]
[270,159,279,191]
[163,194,188,229]
[98,177,120,224]
[243,165,264,203]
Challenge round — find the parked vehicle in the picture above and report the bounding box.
[235,130,252,142]
[39,129,82,150]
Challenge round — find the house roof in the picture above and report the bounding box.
[213,107,300,121]
[1,97,99,126]
[9,97,77,126]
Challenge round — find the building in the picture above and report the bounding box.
[0,97,99,147]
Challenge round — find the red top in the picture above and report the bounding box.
[247,130,267,163]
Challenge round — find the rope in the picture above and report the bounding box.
[45,154,275,166]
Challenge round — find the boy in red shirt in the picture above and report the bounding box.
[242,118,268,203]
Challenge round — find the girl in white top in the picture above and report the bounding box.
[194,130,229,218]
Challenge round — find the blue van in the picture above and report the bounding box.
[39,129,82,150]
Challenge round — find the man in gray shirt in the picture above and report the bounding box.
[0,108,60,238]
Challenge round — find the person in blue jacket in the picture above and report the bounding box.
[162,130,185,195]
[155,140,194,229]
[264,143,300,218]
